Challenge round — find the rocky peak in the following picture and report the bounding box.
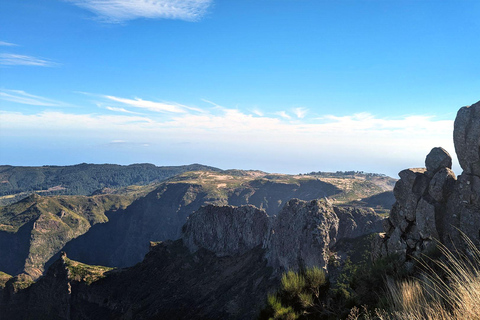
[265,199,340,271]
[375,100,480,264]
[183,199,383,273]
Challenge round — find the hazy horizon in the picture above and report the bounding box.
[1,0,478,178]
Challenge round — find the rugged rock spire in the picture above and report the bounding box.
[375,100,480,264]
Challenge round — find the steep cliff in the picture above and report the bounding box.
[183,199,383,272]
[0,193,138,279]
[58,173,350,269]
[1,197,383,320]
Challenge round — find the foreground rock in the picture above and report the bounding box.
[375,100,480,264]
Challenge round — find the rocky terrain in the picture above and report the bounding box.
[0,169,394,280]
[375,100,480,266]
[0,198,383,320]
[0,192,143,279]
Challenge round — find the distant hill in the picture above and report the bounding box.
[0,163,220,205]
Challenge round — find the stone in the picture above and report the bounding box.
[382,218,394,236]
[182,204,269,256]
[415,199,438,240]
[428,168,456,202]
[454,101,480,176]
[425,147,452,177]
[265,199,340,271]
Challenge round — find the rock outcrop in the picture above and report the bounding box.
[183,199,383,272]
[182,204,269,256]
[375,100,480,263]
[265,199,340,271]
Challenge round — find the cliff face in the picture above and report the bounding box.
[60,178,345,269]
[375,100,480,264]
[1,169,393,279]
[1,197,383,320]
[0,193,137,279]
[183,199,383,272]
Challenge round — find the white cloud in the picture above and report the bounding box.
[105,106,142,114]
[104,95,195,113]
[0,53,57,67]
[276,111,291,120]
[293,107,307,119]
[66,0,212,23]
[1,107,456,176]
[0,41,17,47]
[252,109,264,117]
[0,89,66,107]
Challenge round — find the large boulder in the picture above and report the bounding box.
[425,147,452,177]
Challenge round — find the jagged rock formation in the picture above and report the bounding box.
[375,100,480,263]
[1,169,394,279]
[265,199,340,271]
[58,178,346,269]
[183,199,383,272]
[1,198,383,320]
[182,204,269,256]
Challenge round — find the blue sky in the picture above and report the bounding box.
[1,0,479,177]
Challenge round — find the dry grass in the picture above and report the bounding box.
[346,234,480,320]
[377,235,480,320]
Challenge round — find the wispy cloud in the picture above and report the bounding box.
[252,109,263,117]
[105,106,142,114]
[66,0,213,23]
[0,41,17,47]
[0,53,57,67]
[293,107,307,119]
[104,95,197,113]
[276,111,292,120]
[0,89,67,107]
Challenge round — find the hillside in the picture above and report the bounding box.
[0,189,148,279]
[60,170,394,269]
[1,199,383,320]
[0,163,220,205]
[0,169,394,279]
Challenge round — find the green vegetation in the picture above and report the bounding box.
[0,163,220,205]
[64,257,114,285]
[9,273,34,292]
[259,267,329,320]
[0,271,12,288]
[0,192,140,233]
[259,232,411,320]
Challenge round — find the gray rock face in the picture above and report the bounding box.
[265,199,339,271]
[335,207,383,239]
[182,204,269,256]
[454,101,480,176]
[425,147,452,177]
[374,149,456,262]
[443,173,480,248]
[375,100,480,262]
[183,199,383,273]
